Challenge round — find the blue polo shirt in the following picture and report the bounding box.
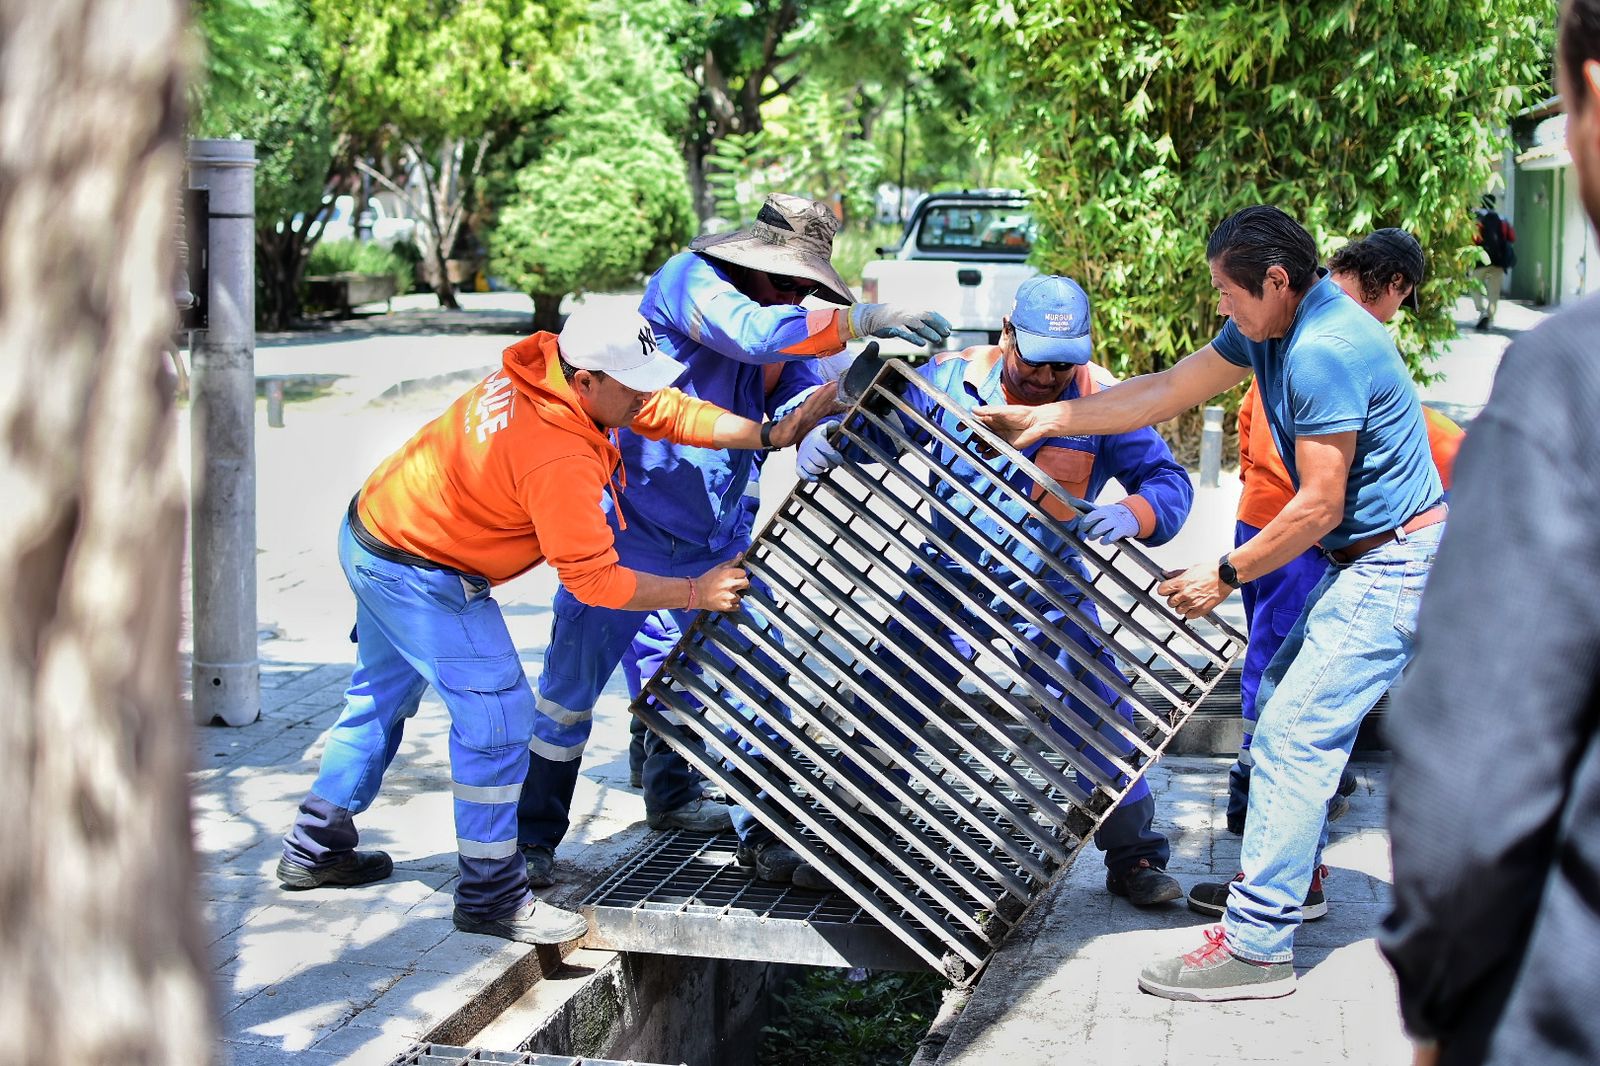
[1212,275,1441,550]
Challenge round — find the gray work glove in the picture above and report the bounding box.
[849,303,953,347]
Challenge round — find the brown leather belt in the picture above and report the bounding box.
[1323,503,1448,565]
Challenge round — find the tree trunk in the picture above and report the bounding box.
[0,2,213,1063]
[531,292,564,334]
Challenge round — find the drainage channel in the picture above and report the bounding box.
[627,356,1246,984]
[391,1046,679,1066]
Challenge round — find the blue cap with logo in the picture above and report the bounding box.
[1010,275,1092,366]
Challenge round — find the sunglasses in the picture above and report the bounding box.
[767,272,820,297]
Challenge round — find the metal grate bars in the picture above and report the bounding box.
[631,357,1245,982]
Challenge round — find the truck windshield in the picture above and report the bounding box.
[916,203,1034,255]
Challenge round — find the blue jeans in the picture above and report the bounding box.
[283,516,535,920]
[1229,521,1330,826]
[1223,523,1441,962]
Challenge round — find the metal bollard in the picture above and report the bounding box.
[1200,405,1224,488]
[265,378,284,428]
[188,139,261,727]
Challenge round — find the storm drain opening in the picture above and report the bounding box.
[631,357,1246,983]
[580,829,927,971]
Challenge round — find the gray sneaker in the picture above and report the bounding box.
[452,898,587,945]
[1138,926,1295,1002]
[646,796,733,832]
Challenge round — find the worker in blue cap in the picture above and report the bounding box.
[796,275,1194,904]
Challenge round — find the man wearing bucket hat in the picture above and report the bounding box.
[1219,228,1463,849]
[516,193,954,887]
[276,304,837,945]
[797,275,1195,904]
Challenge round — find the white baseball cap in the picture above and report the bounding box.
[558,304,687,392]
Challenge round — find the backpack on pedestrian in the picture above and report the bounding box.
[1478,209,1517,269]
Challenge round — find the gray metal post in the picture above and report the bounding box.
[1200,405,1224,489]
[188,140,260,726]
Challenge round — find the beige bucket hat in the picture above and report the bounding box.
[689,193,856,306]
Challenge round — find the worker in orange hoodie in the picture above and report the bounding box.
[1222,229,1464,839]
[276,303,837,945]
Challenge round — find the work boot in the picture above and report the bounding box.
[1187,865,1329,922]
[276,850,393,890]
[646,796,733,832]
[452,898,588,945]
[1105,858,1182,906]
[521,844,556,889]
[1337,767,1359,798]
[1138,926,1295,1002]
[736,839,803,882]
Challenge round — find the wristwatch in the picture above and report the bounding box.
[759,420,777,451]
[1217,553,1242,589]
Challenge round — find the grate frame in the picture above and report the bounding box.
[579,829,928,971]
[634,356,1247,982]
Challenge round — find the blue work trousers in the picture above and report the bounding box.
[1223,524,1440,962]
[282,517,535,920]
[516,532,722,850]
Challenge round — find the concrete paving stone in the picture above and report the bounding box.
[204,899,263,946]
[223,959,409,1051]
[219,1037,342,1065]
[1291,902,1389,949]
[412,927,533,975]
[1293,941,1401,1004]
[309,1022,417,1063]
[350,954,516,1032]
[1079,991,1172,1062]
[1340,999,1415,1062]
[1163,996,1344,1063]
[196,815,266,857]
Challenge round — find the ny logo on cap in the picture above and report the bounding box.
[638,327,657,357]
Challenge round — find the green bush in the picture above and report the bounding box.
[305,239,414,296]
[830,224,904,289]
[930,0,1552,384]
[757,968,945,1066]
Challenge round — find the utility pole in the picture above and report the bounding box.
[187,139,260,726]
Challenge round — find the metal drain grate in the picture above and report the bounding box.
[633,357,1247,982]
[388,1044,682,1065]
[580,829,926,970]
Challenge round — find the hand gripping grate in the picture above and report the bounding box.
[632,356,1246,983]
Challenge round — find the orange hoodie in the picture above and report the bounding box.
[357,332,724,608]
[1236,380,1464,528]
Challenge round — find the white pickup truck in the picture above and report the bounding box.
[859,190,1038,355]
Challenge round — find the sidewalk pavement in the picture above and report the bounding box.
[189,293,1542,1064]
[935,756,1404,1065]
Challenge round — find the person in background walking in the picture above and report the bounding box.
[1472,194,1516,330]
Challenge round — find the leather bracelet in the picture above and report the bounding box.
[686,576,698,610]
[759,420,776,451]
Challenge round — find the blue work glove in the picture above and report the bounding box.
[850,303,953,347]
[1074,502,1141,544]
[796,419,844,482]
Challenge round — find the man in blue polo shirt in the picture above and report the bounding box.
[975,206,1443,1001]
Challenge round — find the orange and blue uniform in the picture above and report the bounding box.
[285,333,726,921]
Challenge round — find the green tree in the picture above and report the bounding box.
[192,0,339,329]
[488,0,696,329]
[311,0,582,308]
[929,0,1553,385]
